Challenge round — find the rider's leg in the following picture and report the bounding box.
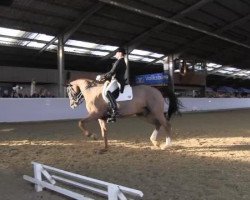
[105,79,119,122]
[106,91,117,122]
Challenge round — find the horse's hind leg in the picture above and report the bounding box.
[157,115,172,150]
[147,111,172,150]
[150,127,160,148]
[144,113,161,148]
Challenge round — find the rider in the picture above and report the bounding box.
[96,47,128,123]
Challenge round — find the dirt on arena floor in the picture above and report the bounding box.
[0,109,250,200]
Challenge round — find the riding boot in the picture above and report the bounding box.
[106,91,117,123]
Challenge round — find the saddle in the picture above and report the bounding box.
[102,80,133,103]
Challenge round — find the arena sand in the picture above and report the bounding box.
[0,109,249,200]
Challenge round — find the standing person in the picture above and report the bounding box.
[30,79,36,97]
[96,47,128,122]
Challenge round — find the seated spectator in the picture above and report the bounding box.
[2,90,10,97]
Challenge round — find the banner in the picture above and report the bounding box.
[135,73,168,85]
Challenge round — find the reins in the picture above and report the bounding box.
[85,80,98,90]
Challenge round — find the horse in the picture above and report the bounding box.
[67,72,180,153]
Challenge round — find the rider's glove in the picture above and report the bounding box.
[96,75,101,81]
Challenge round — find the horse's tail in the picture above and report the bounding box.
[164,88,182,120]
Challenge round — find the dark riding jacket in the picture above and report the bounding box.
[103,57,128,92]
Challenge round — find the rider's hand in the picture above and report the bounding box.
[96,75,101,81]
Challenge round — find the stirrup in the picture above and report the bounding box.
[107,117,116,123]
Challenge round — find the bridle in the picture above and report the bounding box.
[66,84,84,108]
[66,80,98,109]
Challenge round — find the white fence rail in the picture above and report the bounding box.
[23,162,143,200]
[0,98,250,122]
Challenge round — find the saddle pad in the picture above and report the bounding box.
[102,82,133,103]
[117,85,133,102]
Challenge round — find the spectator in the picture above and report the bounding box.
[2,90,10,97]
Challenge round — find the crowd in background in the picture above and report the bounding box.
[205,91,250,98]
[205,86,250,98]
[1,84,249,98]
[174,87,250,98]
[0,86,55,98]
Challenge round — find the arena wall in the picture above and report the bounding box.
[0,98,250,122]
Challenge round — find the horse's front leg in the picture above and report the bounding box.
[78,113,99,140]
[98,119,108,153]
[150,128,160,148]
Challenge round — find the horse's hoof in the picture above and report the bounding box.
[84,132,90,137]
[90,134,98,140]
[95,148,108,154]
[150,146,160,150]
[85,132,97,140]
[151,140,160,147]
[160,143,172,150]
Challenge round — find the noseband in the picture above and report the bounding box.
[66,84,84,108]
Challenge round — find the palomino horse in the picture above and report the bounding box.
[67,73,180,152]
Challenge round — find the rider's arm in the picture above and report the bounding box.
[103,59,120,79]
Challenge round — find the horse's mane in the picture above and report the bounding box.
[85,80,98,89]
[66,71,99,82]
[66,71,100,90]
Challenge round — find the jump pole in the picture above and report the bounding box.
[23,162,143,200]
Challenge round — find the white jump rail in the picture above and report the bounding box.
[23,162,143,200]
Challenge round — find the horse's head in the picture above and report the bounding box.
[66,83,84,109]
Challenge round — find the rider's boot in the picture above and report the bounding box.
[106,91,117,123]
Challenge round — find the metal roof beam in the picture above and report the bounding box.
[101,0,213,60]
[99,0,250,51]
[0,34,48,43]
[207,30,250,63]
[207,65,250,80]
[212,71,250,80]
[0,33,114,56]
[224,69,250,79]
[38,2,104,54]
[207,65,227,74]
[174,13,250,55]
[208,73,247,80]
[147,55,166,66]
[101,22,168,60]
[176,0,214,16]
[127,0,213,53]
[216,14,250,34]
[62,2,104,43]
